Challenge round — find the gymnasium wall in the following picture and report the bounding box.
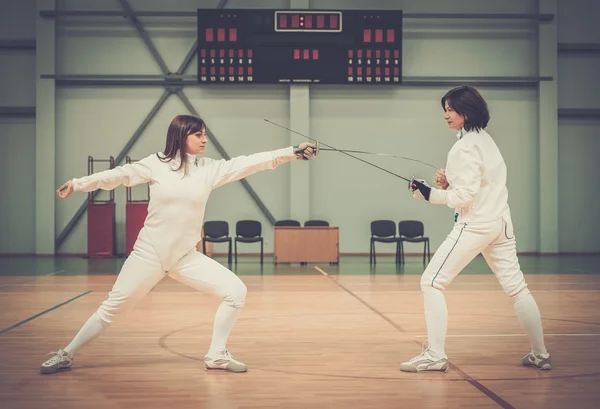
[0,0,598,255]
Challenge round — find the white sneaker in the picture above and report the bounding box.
[204,350,247,373]
[521,351,552,370]
[400,345,448,373]
[40,349,73,374]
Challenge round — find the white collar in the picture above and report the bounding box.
[456,128,467,140]
[169,151,198,169]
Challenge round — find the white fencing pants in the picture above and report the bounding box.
[65,229,246,356]
[421,217,528,298]
[96,230,247,324]
[417,216,547,360]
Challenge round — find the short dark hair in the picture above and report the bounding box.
[441,86,490,132]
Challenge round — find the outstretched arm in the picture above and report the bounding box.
[57,157,153,199]
[210,143,316,189]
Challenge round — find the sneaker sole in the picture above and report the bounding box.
[204,365,247,373]
[400,363,449,373]
[40,365,71,375]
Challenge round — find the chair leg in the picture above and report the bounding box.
[427,239,431,261]
[234,239,237,264]
[423,241,426,264]
[228,240,232,266]
[373,242,376,264]
[369,240,372,264]
[260,239,263,265]
[202,240,206,255]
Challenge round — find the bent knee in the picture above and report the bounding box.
[96,289,139,324]
[420,274,447,292]
[223,281,247,308]
[509,285,531,302]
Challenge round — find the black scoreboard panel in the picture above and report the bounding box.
[197,9,403,85]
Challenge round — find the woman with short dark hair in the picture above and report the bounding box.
[404,86,551,372]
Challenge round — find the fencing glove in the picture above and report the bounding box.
[409,177,431,201]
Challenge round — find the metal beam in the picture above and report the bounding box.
[42,75,553,88]
[38,10,554,20]
[117,0,170,75]
[55,90,172,251]
[0,107,35,118]
[175,90,277,225]
[0,40,36,51]
[176,40,198,75]
[558,109,600,119]
[558,43,600,54]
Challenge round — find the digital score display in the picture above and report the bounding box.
[197,9,403,85]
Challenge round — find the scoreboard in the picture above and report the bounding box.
[197,9,403,85]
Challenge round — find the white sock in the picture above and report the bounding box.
[514,293,548,356]
[64,312,109,357]
[422,286,448,360]
[207,302,241,357]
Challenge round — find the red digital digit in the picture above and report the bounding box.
[279,14,287,28]
[317,15,324,28]
[229,28,237,42]
[303,49,309,60]
[217,28,225,42]
[386,29,394,43]
[375,29,383,43]
[293,49,300,59]
[305,15,313,28]
[312,49,319,60]
[205,28,214,42]
[363,29,371,43]
[330,15,338,29]
[292,14,300,28]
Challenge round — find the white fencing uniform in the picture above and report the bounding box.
[64,147,297,354]
[413,128,548,363]
[424,128,528,299]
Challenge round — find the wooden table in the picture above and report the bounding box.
[274,226,339,264]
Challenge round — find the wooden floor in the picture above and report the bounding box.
[1,255,600,409]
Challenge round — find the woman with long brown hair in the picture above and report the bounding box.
[41,114,316,374]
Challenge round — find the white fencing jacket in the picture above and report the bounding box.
[428,129,511,223]
[73,147,297,270]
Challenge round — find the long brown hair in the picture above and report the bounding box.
[157,114,206,174]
